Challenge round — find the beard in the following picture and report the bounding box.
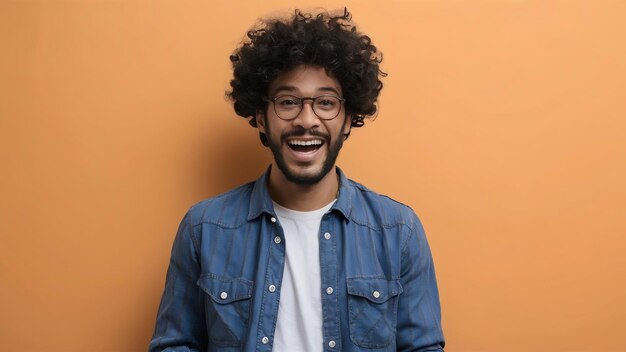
[265,121,346,186]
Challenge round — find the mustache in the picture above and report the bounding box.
[280,128,330,143]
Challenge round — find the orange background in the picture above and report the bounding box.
[1,1,625,351]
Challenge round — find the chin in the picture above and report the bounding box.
[280,163,331,185]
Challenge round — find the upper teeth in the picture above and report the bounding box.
[288,140,323,146]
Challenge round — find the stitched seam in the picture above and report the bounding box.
[196,219,247,229]
[400,222,418,264]
[346,218,411,232]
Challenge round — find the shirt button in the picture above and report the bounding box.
[324,232,331,240]
[328,340,336,348]
[326,287,333,295]
[274,236,281,244]
[268,284,276,292]
[219,292,228,300]
[261,336,269,344]
[372,290,381,299]
[270,217,277,223]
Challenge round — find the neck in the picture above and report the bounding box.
[267,164,339,211]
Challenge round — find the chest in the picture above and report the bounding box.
[194,216,405,281]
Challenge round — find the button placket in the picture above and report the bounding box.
[319,220,340,351]
[259,213,284,350]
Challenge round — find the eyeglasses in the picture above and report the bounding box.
[265,95,346,121]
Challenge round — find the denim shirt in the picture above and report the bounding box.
[149,167,445,352]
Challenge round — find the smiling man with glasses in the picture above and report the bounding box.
[150,8,445,352]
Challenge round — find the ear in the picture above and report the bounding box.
[343,114,353,138]
[256,112,266,134]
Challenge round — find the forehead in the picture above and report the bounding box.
[268,65,342,96]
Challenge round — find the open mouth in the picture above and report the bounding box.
[287,139,324,153]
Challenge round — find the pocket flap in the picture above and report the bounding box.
[346,277,403,303]
[197,274,253,304]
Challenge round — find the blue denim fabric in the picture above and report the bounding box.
[149,167,445,352]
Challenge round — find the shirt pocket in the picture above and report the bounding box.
[346,277,404,349]
[197,274,254,347]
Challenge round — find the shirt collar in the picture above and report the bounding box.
[247,165,352,221]
[330,167,352,220]
[247,166,275,221]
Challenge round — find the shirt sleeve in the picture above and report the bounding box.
[149,211,207,352]
[396,213,445,352]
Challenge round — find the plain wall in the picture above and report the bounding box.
[1,1,625,351]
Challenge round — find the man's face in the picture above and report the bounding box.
[257,65,351,185]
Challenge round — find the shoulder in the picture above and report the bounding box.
[343,178,422,231]
[184,181,256,228]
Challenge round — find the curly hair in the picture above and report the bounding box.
[227,8,386,144]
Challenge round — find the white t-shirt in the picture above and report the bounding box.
[272,200,336,352]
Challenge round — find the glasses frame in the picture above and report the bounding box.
[264,95,347,121]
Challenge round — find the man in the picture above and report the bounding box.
[150,8,444,352]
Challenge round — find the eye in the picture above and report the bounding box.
[275,96,301,107]
[315,97,339,110]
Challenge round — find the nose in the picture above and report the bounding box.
[293,100,320,129]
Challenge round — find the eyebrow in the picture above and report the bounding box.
[271,85,341,96]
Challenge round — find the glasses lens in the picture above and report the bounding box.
[273,95,302,120]
[272,95,343,120]
[313,96,342,120]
